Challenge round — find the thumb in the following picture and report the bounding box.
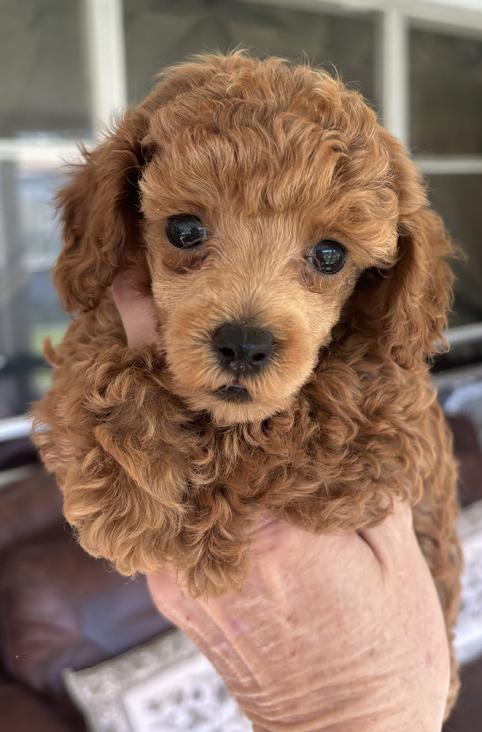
[111,271,158,347]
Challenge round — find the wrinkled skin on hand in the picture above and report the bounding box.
[148,509,449,732]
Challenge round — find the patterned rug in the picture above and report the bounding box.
[65,501,482,732]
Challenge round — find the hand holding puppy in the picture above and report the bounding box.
[113,271,450,732]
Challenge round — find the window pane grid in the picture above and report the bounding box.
[1,0,482,433]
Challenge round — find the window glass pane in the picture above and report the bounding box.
[410,26,482,155]
[18,163,63,264]
[124,0,378,107]
[0,0,91,138]
[0,161,68,419]
[427,174,482,327]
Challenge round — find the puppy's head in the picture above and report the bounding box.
[55,53,453,425]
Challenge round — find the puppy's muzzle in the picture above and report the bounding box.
[212,322,274,376]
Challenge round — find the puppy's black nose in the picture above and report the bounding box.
[212,322,274,374]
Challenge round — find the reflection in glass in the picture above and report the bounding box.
[0,161,68,418]
[0,0,91,138]
[426,174,482,327]
[410,27,482,155]
[124,0,378,107]
[17,163,64,265]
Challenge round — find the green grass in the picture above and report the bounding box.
[29,322,69,397]
[32,367,54,394]
[30,321,68,355]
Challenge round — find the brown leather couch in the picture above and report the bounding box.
[0,416,482,731]
[0,440,170,731]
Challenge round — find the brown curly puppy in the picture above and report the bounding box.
[31,52,461,711]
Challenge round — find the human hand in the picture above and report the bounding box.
[111,270,159,347]
[112,272,450,732]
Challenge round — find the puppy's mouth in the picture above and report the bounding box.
[214,379,252,403]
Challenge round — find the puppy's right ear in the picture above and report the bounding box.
[54,108,151,313]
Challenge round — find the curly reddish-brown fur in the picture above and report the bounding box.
[31,53,461,714]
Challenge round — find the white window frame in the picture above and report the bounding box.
[1,0,482,439]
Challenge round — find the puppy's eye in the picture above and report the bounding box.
[166,214,208,249]
[307,240,346,275]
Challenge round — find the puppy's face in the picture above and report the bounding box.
[54,56,453,421]
[139,67,400,424]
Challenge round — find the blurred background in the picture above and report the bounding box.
[0,0,482,429]
[0,1,482,731]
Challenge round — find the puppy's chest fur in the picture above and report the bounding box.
[171,355,440,532]
[47,295,442,534]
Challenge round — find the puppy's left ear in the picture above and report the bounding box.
[353,133,455,369]
[54,107,152,313]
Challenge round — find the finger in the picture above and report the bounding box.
[358,499,416,567]
[147,571,252,682]
[111,271,158,347]
[147,567,203,622]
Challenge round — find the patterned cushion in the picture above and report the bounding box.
[64,631,251,732]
